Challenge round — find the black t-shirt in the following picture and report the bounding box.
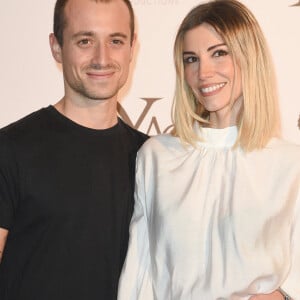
[0,106,148,300]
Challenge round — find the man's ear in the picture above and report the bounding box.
[49,33,62,63]
[130,33,137,62]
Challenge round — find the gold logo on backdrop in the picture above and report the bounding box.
[118,98,173,135]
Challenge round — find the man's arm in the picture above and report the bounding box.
[0,228,8,263]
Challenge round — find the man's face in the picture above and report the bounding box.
[51,0,135,104]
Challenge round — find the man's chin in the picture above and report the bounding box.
[82,89,119,102]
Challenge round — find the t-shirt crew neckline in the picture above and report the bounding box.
[46,105,121,135]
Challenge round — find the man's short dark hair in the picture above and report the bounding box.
[53,0,135,47]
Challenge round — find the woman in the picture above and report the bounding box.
[118,0,299,299]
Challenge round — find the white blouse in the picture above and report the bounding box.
[118,126,300,300]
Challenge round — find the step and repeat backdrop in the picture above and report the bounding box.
[0,0,299,143]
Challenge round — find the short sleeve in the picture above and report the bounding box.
[0,131,18,229]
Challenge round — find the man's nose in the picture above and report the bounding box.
[91,42,110,67]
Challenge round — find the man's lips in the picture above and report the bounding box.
[86,71,115,79]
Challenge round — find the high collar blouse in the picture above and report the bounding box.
[118,126,300,300]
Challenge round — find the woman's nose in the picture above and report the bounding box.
[198,60,214,80]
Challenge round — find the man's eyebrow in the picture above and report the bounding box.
[71,31,95,39]
[71,31,129,40]
[110,32,128,39]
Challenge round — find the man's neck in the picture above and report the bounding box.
[54,97,118,130]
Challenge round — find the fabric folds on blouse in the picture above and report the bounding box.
[118,126,300,300]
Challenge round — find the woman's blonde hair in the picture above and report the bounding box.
[172,0,281,151]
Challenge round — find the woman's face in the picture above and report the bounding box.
[183,22,243,128]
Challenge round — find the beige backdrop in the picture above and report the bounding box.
[0,0,299,144]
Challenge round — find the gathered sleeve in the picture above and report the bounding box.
[281,186,300,299]
[117,152,153,300]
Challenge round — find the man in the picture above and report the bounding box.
[0,0,147,299]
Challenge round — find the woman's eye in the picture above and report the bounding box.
[183,56,198,64]
[213,49,228,57]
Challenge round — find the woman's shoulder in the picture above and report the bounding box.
[268,138,300,158]
[139,133,180,151]
[255,138,300,172]
[136,133,187,161]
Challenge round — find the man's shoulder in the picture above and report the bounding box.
[118,118,149,145]
[0,106,50,137]
[0,107,55,153]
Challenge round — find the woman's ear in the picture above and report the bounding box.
[49,33,62,64]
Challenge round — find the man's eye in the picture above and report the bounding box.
[112,39,124,45]
[183,56,198,64]
[78,39,90,46]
